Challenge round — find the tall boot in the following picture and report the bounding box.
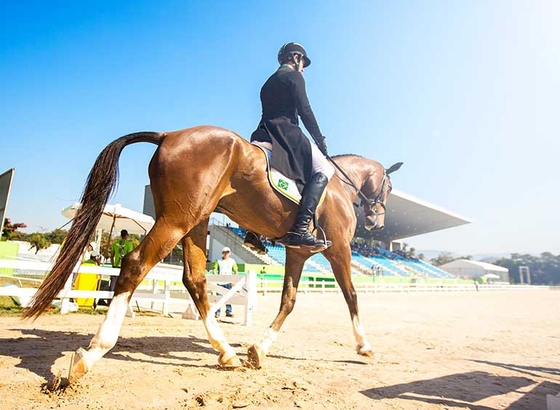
[277,172,332,251]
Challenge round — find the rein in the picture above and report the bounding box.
[327,155,387,210]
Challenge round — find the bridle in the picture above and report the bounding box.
[327,157,402,231]
[363,172,391,215]
[327,155,390,214]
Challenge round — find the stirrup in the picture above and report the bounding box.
[313,225,332,251]
[277,231,330,253]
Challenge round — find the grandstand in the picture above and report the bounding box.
[223,226,454,279]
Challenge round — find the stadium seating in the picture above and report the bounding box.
[225,225,452,279]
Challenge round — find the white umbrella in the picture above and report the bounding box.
[62,202,155,236]
[482,273,500,279]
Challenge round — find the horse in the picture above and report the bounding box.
[24,125,402,384]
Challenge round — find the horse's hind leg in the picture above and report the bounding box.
[180,220,241,367]
[68,221,185,384]
[247,251,306,368]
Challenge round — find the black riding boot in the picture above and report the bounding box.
[278,172,332,251]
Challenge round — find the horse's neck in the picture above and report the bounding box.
[333,155,368,198]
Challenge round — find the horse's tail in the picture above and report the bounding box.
[23,131,164,319]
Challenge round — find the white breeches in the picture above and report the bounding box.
[255,141,335,180]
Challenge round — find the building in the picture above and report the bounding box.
[439,259,510,282]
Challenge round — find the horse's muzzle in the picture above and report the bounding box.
[365,216,384,231]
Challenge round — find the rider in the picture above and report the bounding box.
[250,42,335,251]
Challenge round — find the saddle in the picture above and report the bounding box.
[253,143,325,205]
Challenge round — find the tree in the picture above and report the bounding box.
[430,252,456,266]
[27,233,51,254]
[2,218,27,240]
[494,252,560,285]
[430,252,472,266]
[44,228,67,244]
[407,247,416,259]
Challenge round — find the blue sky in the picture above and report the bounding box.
[1,1,558,255]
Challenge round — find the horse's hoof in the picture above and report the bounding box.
[356,345,374,357]
[246,345,264,369]
[68,348,89,385]
[218,351,242,368]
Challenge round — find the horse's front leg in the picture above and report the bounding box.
[325,246,373,357]
[247,251,306,368]
[69,222,183,384]
[181,222,241,367]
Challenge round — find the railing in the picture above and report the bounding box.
[1,258,552,322]
[0,259,257,326]
[256,280,542,295]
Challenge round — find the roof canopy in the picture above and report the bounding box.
[440,259,509,272]
[355,189,471,243]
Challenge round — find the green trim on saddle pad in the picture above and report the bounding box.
[253,144,325,205]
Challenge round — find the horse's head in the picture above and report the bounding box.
[360,162,403,231]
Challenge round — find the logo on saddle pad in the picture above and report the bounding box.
[253,143,325,205]
[277,179,289,191]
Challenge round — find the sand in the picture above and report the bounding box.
[0,289,559,409]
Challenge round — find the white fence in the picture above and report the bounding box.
[256,279,543,295]
[0,259,257,326]
[1,259,554,326]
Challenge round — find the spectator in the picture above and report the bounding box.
[81,241,97,263]
[212,247,238,318]
[110,230,134,268]
[109,229,134,290]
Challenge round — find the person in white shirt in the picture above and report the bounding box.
[212,247,238,318]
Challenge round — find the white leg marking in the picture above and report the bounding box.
[258,327,278,356]
[352,316,372,353]
[203,316,236,359]
[81,292,131,369]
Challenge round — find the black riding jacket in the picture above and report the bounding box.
[251,65,324,187]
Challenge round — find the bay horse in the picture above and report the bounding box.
[24,126,402,384]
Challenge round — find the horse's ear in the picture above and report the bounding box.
[386,162,403,176]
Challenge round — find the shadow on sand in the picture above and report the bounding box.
[361,369,560,409]
[0,327,244,382]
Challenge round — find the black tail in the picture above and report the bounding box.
[24,131,163,319]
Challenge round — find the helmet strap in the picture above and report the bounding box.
[292,53,303,72]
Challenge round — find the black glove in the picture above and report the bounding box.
[316,137,328,156]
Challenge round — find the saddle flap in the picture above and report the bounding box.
[254,143,302,204]
[253,143,326,206]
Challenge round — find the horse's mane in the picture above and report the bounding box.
[331,154,364,159]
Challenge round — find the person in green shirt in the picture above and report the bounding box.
[110,229,134,268]
[109,229,135,291]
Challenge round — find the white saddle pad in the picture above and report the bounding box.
[253,143,302,204]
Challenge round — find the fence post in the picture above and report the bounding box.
[60,263,78,314]
[151,279,158,310]
[162,279,171,316]
[244,270,257,326]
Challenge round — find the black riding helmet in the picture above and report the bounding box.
[277,42,311,68]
